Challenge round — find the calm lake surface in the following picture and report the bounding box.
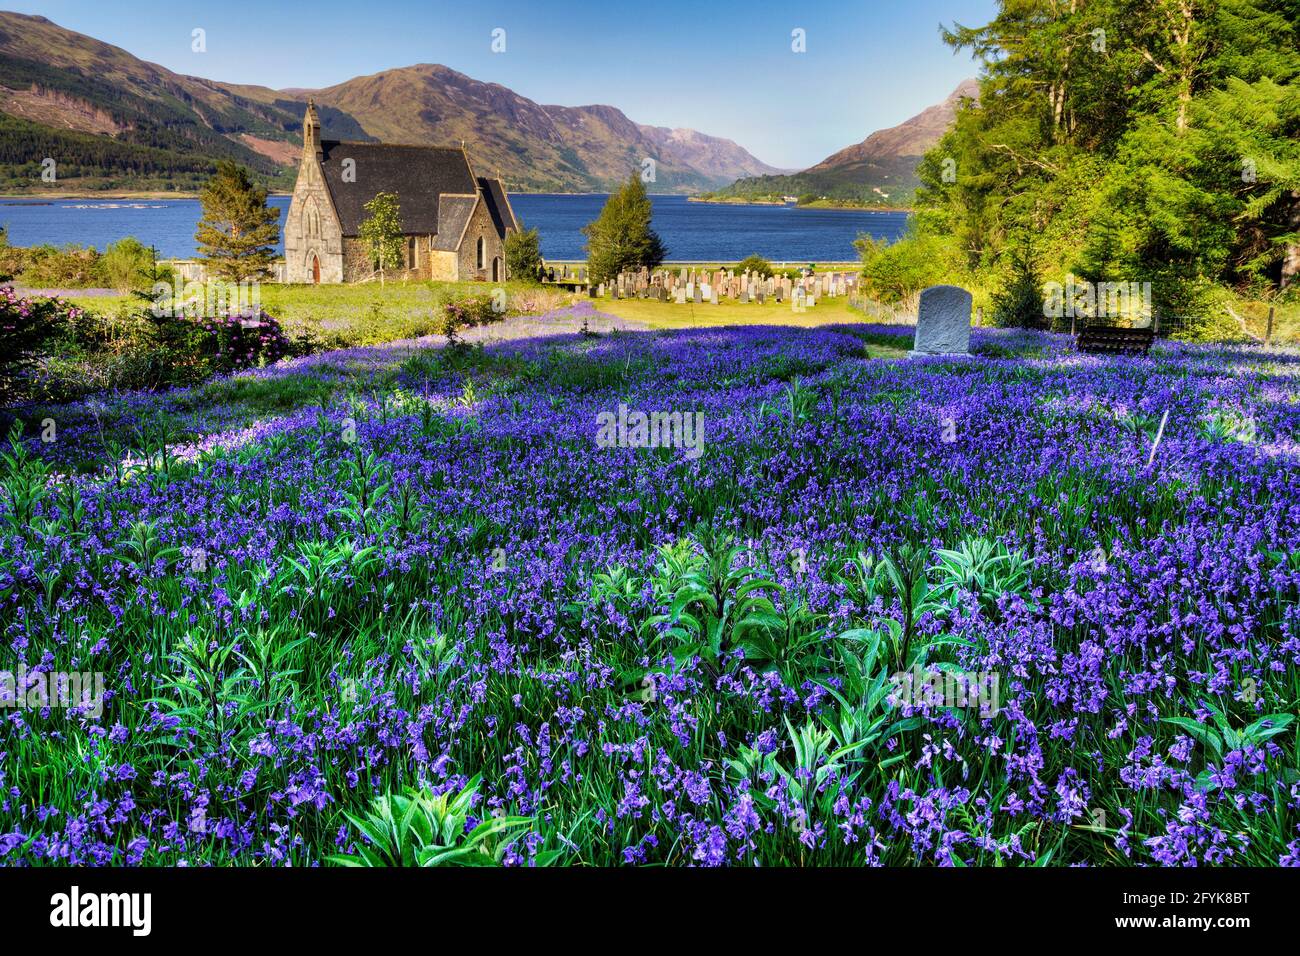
[0,193,907,263]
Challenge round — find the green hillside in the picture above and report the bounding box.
[700,155,921,207]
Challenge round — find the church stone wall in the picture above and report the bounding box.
[284,153,344,284]
[429,250,459,281]
[456,196,508,282]
[341,237,440,283]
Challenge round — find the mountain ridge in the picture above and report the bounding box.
[704,79,979,207]
[0,12,781,194]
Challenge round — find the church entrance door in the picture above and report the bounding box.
[312,255,320,284]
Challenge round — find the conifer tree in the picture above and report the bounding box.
[582,174,666,284]
[195,160,280,282]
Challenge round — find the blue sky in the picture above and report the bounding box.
[16,0,996,169]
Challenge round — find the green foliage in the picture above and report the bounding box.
[0,286,82,402]
[737,254,775,277]
[855,228,954,305]
[504,226,544,283]
[98,237,155,293]
[440,291,505,345]
[913,0,1300,308]
[990,238,1047,329]
[582,173,666,284]
[358,191,406,285]
[329,778,537,867]
[195,160,281,282]
[11,244,100,288]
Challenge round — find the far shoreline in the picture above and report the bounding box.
[687,196,912,213]
[2,189,912,213]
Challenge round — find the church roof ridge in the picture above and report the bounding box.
[320,139,468,151]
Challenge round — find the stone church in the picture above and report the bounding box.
[284,101,520,284]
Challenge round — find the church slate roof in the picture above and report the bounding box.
[431,194,478,252]
[478,177,519,236]
[318,141,478,237]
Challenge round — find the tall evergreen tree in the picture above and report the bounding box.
[582,174,666,284]
[195,160,280,282]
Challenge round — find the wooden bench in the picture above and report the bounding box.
[1076,326,1155,355]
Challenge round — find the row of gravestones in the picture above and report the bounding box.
[546,265,587,282]
[591,268,859,306]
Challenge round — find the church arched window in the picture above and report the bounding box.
[476,236,485,270]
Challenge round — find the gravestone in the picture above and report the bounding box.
[709,286,718,305]
[693,285,702,304]
[911,285,973,357]
[676,287,687,305]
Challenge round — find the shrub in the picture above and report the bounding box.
[97,237,156,293]
[441,292,504,343]
[203,310,292,373]
[0,286,84,404]
[737,255,775,277]
[855,229,953,308]
[504,227,545,283]
[0,226,23,281]
[16,244,100,288]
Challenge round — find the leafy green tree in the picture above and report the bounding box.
[504,227,544,282]
[582,174,666,284]
[855,228,954,304]
[908,0,1300,312]
[195,160,281,282]
[98,237,154,293]
[358,191,405,287]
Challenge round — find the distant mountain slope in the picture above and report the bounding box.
[0,12,781,194]
[704,79,979,207]
[302,63,782,192]
[0,11,368,192]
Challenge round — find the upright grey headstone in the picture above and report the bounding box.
[912,285,973,357]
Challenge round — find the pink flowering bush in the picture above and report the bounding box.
[193,310,293,374]
[0,285,85,404]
